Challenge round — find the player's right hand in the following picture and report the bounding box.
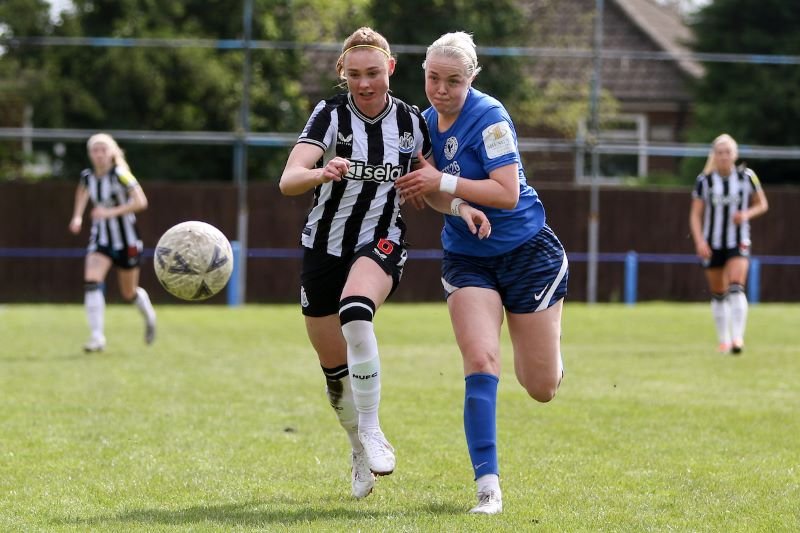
[69,216,82,235]
[321,157,349,183]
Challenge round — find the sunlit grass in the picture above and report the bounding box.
[1,303,798,531]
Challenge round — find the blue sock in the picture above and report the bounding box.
[464,373,499,480]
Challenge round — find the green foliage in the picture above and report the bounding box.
[290,0,372,44]
[2,0,311,181]
[1,303,799,530]
[519,81,619,137]
[1,0,616,181]
[0,0,51,178]
[683,0,800,184]
[365,0,616,137]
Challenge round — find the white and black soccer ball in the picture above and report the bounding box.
[153,221,234,301]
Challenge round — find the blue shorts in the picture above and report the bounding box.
[441,224,568,314]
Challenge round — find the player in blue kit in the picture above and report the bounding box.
[396,32,568,515]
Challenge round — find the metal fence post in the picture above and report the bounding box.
[748,257,760,305]
[227,240,241,306]
[624,250,638,305]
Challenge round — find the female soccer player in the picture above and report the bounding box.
[279,27,489,500]
[69,133,156,352]
[690,133,768,354]
[395,32,568,514]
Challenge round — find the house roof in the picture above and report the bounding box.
[523,0,702,107]
[613,0,704,79]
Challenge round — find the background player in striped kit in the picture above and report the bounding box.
[396,32,568,515]
[279,27,489,500]
[69,133,156,353]
[690,133,768,354]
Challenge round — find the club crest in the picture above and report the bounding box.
[444,136,458,160]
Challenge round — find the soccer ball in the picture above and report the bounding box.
[153,221,234,301]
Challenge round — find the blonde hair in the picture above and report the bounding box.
[87,133,130,173]
[423,31,482,79]
[336,27,393,80]
[702,133,738,175]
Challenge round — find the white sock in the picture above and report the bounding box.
[85,284,105,341]
[710,294,731,345]
[134,287,156,324]
[476,474,501,495]
[342,320,381,432]
[727,286,748,343]
[323,367,362,451]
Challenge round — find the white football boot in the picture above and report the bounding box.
[83,336,106,353]
[469,489,503,515]
[351,448,375,499]
[358,429,395,476]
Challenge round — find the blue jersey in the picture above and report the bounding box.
[423,87,545,256]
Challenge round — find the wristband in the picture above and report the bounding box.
[439,173,458,194]
[450,198,466,216]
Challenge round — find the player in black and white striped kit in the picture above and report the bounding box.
[69,133,156,353]
[281,27,471,500]
[690,134,768,354]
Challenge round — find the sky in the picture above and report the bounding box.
[47,0,73,20]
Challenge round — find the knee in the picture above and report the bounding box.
[522,373,562,403]
[338,297,375,343]
[464,349,500,375]
[339,296,375,326]
[121,287,137,302]
[729,283,745,294]
[84,281,103,292]
[527,384,558,403]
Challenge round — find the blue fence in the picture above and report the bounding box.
[3,246,799,306]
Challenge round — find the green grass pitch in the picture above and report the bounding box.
[1,303,798,532]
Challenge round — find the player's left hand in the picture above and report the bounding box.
[399,192,427,210]
[90,206,111,220]
[395,153,445,200]
[459,204,491,240]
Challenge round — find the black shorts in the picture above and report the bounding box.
[703,243,750,269]
[90,242,142,269]
[300,238,408,317]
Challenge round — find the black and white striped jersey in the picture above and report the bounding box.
[296,93,432,257]
[79,166,142,252]
[693,167,762,250]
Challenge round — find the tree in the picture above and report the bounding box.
[2,0,312,181]
[0,0,52,178]
[368,0,540,122]
[684,0,800,184]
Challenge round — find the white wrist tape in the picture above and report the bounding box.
[439,173,458,194]
[450,198,466,216]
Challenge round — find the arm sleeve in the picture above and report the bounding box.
[477,107,520,175]
[745,168,762,191]
[79,169,91,188]
[297,100,335,151]
[116,167,139,189]
[414,112,433,163]
[691,175,705,199]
